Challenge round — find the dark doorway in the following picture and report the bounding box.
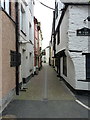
[86,54,90,79]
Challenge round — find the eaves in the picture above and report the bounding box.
[55,2,90,34]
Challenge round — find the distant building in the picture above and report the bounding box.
[34,17,43,74]
[42,46,50,64]
[51,0,90,90]
[49,11,55,67]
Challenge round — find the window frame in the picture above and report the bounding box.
[1,0,11,15]
[21,5,26,33]
[57,28,60,45]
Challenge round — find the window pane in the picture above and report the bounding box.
[1,0,4,8]
[63,56,67,76]
[5,0,9,14]
[21,5,26,33]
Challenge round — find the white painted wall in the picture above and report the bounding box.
[42,47,49,64]
[67,5,89,90]
[19,0,34,83]
[56,1,90,90]
[55,0,64,31]
[56,7,69,54]
[46,47,49,63]
[68,5,88,52]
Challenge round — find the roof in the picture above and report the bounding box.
[60,0,89,3]
[60,0,90,5]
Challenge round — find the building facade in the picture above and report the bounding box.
[34,17,43,74]
[0,0,35,112]
[42,46,50,64]
[0,0,20,112]
[49,11,55,67]
[19,0,34,86]
[53,0,90,90]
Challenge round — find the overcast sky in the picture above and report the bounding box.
[34,0,55,49]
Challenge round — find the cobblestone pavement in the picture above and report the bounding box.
[2,64,89,118]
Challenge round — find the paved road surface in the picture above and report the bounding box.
[2,64,89,119]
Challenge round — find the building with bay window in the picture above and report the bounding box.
[53,0,90,90]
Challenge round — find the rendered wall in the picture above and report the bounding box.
[2,11,16,97]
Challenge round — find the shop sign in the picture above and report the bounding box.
[77,27,90,36]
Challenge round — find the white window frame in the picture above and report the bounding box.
[21,5,26,33]
[5,0,9,14]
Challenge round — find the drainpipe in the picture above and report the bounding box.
[15,1,19,95]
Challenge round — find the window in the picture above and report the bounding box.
[1,0,4,8]
[55,3,58,19]
[55,58,58,67]
[57,28,60,45]
[63,55,67,76]
[21,5,26,33]
[86,54,90,79]
[10,51,21,67]
[29,22,32,40]
[1,0,11,15]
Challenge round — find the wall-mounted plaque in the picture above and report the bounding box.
[77,27,90,36]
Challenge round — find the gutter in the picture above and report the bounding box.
[15,1,19,95]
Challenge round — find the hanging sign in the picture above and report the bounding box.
[77,27,90,36]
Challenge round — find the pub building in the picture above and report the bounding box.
[53,0,90,91]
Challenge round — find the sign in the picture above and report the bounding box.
[77,27,90,36]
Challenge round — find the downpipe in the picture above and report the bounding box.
[15,1,19,95]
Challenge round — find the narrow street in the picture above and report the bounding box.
[2,64,88,118]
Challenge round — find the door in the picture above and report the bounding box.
[86,54,90,79]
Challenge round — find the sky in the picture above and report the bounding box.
[34,0,55,49]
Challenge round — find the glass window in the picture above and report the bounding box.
[1,0,11,15]
[63,55,67,76]
[55,3,58,19]
[29,23,32,40]
[1,0,4,8]
[21,5,26,33]
[5,0,9,14]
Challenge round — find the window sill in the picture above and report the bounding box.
[78,79,90,82]
[21,30,27,36]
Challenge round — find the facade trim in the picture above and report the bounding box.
[64,3,90,5]
[78,80,90,82]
